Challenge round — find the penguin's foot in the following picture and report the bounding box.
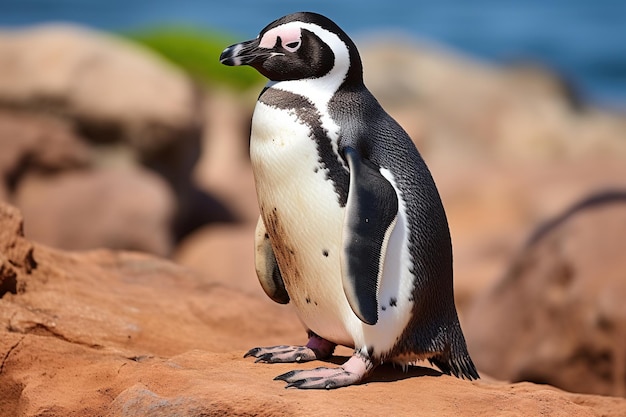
[244,333,336,363]
[274,353,374,389]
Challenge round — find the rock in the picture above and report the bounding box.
[0,24,236,246]
[0,24,200,156]
[0,108,91,197]
[193,91,259,224]
[466,191,626,397]
[13,168,176,256]
[1,203,626,416]
[0,203,36,297]
[432,158,626,314]
[360,39,626,162]
[173,223,259,294]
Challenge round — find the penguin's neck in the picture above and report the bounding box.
[266,77,340,111]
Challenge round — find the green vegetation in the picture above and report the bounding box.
[124,26,264,91]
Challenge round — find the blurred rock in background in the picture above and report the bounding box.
[467,191,626,397]
[0,25,236,255]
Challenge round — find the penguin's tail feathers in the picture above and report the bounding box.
[428,327,480,380]
[429,351,479,380]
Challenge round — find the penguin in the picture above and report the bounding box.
[220,11,479,389]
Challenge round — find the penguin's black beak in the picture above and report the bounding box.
[220,38,272,66]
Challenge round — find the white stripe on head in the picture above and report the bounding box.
[265,21,351,109]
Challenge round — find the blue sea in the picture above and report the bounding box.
[1,0,626,108]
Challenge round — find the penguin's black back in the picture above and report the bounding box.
[329,84,479,380]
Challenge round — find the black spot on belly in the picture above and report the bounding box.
[322,249,329,257]
[306,296,311,304]
[258,87,348,207]
[389,297,397,307]
[381,305,387,311]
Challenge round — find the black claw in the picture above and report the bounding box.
[284,377,332,390]
[254,353,275,363]
[285,380,305,389]
[243,347,260,358]
[274,370,296,381]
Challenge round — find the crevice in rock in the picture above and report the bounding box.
[0,263,18,298]
[0,336,25,375]
[22,247,38,273]
[74,117,124,146]
[9,321,103,351]
[5,153,34,193]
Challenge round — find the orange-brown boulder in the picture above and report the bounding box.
[467,191,626,397]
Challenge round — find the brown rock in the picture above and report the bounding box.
[0,108,91,196]
[14,168,176,256]
[361,40,626,162]
[0,200,300,415]
[1,203,626,416]
[0,25,234,244]
[193,91,259,224]
[0,24,233,241]
[466,191,626,397]
[0,24,200,155]
[0,204,36,297]
[432,158,626,315]
[173,223,260,294]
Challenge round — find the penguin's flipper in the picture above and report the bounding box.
[254,216,290,304]
[341,146,398,325]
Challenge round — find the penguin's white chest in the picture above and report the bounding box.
[250,100,354,345]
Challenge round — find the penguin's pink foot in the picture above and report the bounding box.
[244,333,336,363]
[274,352,374,389]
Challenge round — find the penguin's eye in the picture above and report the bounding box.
[284,40,301,53]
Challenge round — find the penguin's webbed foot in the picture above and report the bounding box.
[274,353,374,389]
[244,333,336,363]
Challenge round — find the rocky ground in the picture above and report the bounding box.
[2,203,626,416]
[1,24,626,416]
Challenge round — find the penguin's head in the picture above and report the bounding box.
[220,12,363,86]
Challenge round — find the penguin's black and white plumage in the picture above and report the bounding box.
[220,11,479,389]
